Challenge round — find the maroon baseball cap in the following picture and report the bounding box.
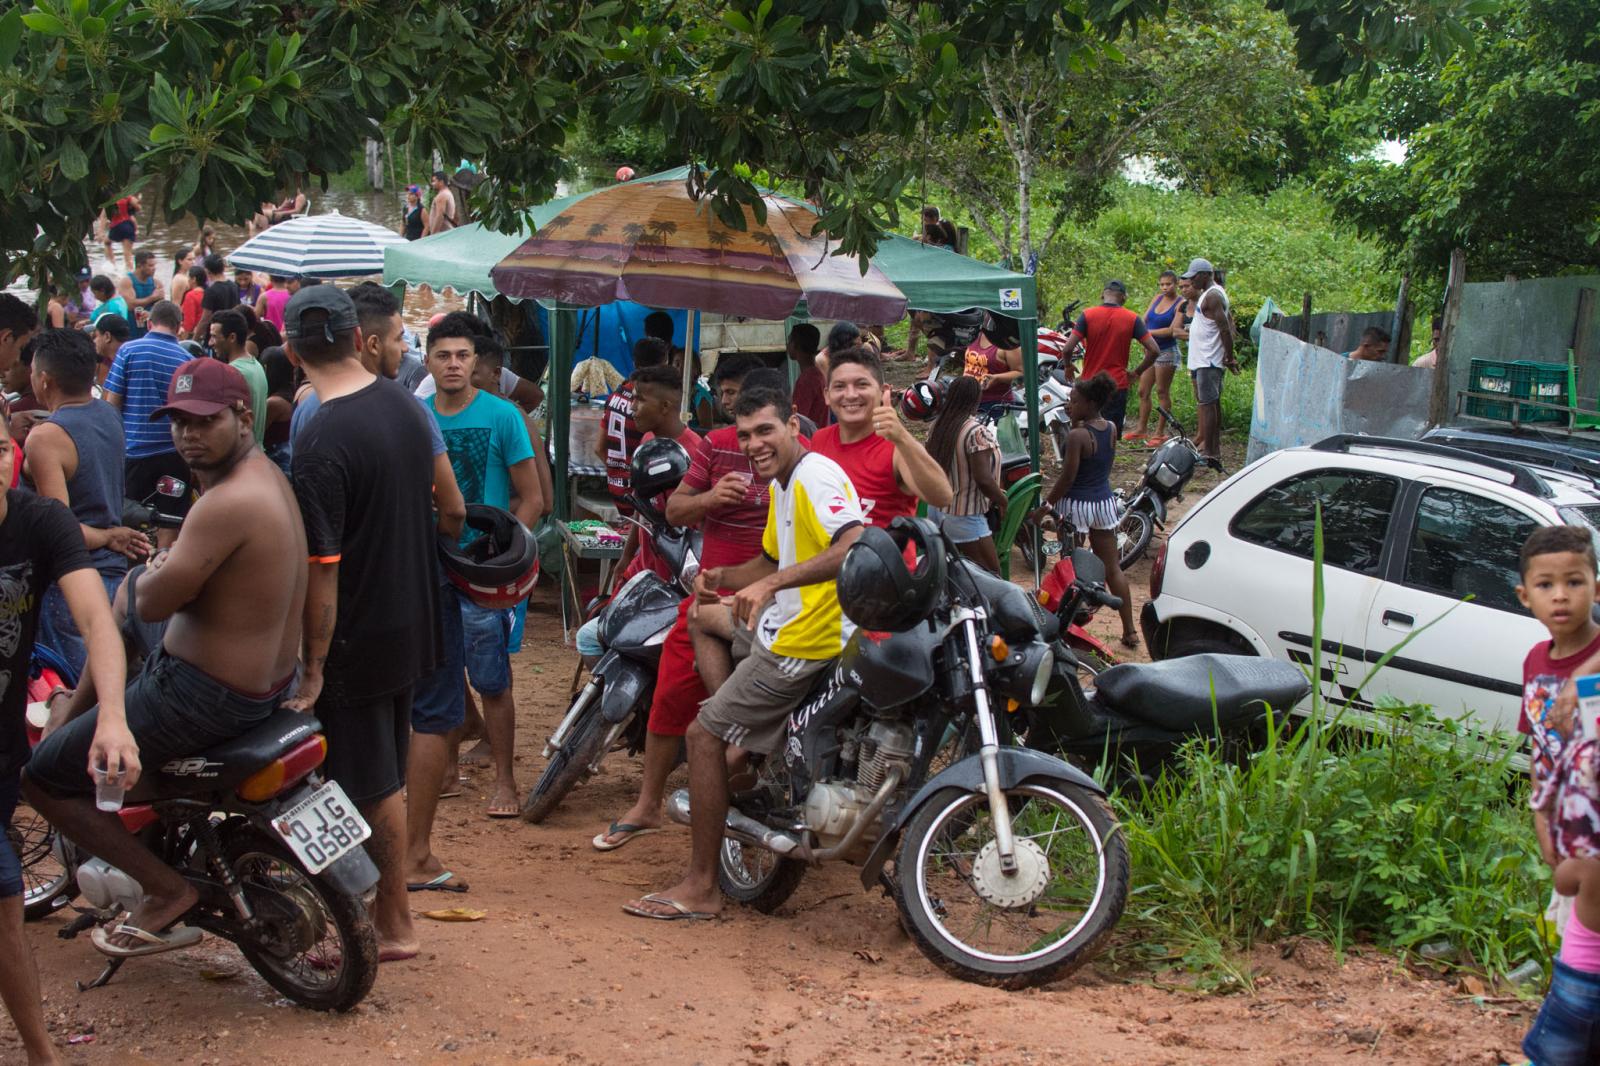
[151,358,252,420]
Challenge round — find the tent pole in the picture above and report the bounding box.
[682,309,698,420]
[1021,318,1041,474]
[550,304,575,521]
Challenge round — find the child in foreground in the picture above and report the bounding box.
[1518,525,1600,1065]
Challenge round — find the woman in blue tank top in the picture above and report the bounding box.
[1130,270,1182,443]
[1031,371,1138,646]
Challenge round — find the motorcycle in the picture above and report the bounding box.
[520,483,701,823]
[12,646,77,921]
[22,706,382,1010]
[1036,547,1125,679]
[670,517,1129,988]
[1115,407,1222,570]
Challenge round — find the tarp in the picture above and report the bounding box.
[1248,328,1434,463]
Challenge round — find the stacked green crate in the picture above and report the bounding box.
[1466,359,1514,421]
[1508,360,1569,425]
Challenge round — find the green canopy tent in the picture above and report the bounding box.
[384,171,1042,520]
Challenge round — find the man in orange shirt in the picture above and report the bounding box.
[1062,280,1163,437]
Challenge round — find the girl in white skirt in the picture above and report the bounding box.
[1031,371,1138,647]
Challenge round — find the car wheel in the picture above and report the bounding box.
[1164,635,1252,659]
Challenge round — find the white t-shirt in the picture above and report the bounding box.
[414,366,520,400]
[1187,284,1230,371]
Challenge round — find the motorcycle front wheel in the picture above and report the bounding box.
[1116,507,1153,570]
[222,826,378,1012]
[717,838,808,914]
[8,805,76,920]
[521,682,611,824]
[893,781,1127,988]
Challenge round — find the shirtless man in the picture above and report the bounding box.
[25,357,306,955]
[423,170,458,236]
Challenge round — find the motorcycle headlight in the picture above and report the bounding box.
[1152,463,1182,490]
[994,641,1055,707]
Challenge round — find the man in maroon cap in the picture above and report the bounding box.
[26,357,309,957]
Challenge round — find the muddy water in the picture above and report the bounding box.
[4,184,464,333]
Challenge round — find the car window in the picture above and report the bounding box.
[1402,487,1538,613]
[1230,469,1399,574]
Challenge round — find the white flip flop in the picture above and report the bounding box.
[90,922,204,959]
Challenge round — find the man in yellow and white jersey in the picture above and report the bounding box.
[623,382,865,922]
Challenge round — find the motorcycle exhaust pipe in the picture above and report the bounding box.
[664,789,808,857]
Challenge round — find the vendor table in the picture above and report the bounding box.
[555,518,625,643]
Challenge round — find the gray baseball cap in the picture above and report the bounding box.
[1103,279,1127,295]
[1179,257,1215,279]
[283,284,358,342]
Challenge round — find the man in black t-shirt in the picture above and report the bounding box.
[193,253,241,353]
[0,415,132,1066]
[284,285,439,962]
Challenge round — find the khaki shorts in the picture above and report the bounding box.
[696,632,833,755]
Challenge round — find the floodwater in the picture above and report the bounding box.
[4,183,464,332]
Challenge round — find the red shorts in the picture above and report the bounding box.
[646,597,706,736]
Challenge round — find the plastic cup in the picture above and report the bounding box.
[93,765,125,813]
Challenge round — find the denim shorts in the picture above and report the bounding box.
[410,582,467,736]
[928,508,992,545]
[0,772,22,898]
[26,647,285,798]
[36,570,125,685]
[1525,958,1600,1065]
[1154,345,1179,368]
[460,595,513,696]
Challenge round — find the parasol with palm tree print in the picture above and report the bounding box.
[490,178,906,323]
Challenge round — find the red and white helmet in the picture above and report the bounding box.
[615,166,636,182]
[439,505,539,611]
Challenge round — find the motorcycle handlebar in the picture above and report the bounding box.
[1085,586,1123,611]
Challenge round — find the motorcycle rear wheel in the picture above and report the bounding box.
[222,826,377,1012]
[1116,508,1153,570]
[717,838,808,914]
[521,684,609,824]
[8,806,76,920]
[894,781,1127,988]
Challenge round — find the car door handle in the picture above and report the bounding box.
[1381,610,1414,628]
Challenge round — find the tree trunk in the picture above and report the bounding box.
[365,139,384,191]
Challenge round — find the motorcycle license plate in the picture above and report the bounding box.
[271,781,371,875]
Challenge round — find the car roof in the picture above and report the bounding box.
[1283,435,1600,508]
[1424,424,1600,459]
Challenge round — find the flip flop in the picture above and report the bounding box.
[592,822,661,852]
[621,893,719,922]
[90,922,203,959]
[486,803,519,819]
[407,871,469,893]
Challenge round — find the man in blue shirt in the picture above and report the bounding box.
[423,311,542,819]
[102,300,192,543]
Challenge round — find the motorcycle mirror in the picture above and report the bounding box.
[155,475,187,497]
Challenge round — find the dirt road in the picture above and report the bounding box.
[17,576,1534,1066]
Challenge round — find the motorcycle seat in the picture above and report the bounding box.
[1092,654,1309,733]
[127,708,324,802]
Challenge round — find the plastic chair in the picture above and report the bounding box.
[994,472,1043,581]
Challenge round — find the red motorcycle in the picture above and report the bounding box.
[1035,546,1124,679]
[18,678,382,1010]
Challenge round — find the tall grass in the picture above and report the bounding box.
[1113,508,1549,988]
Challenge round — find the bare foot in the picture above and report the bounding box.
[459,739,492,769]
[107,882,200,950]
[377,938,421,963]
[1120,631,1141,649]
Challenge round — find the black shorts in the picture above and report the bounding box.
[125,452,195,523]
[107,220,136,243]
[1104,388,1129,435]
[317,687,412,808]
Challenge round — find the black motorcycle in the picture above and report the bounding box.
[521,473,701,823]
[1115,407,1223,569]
[669,517,1129,988]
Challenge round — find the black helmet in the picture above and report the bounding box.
[838,519,946,632]
[900,378,943,422]
[630,436,692,501]
[439,504,539,610]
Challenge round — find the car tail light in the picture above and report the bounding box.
[238,735,328,802]
[1150,538,1168,600]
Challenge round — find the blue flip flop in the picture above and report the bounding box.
[406,871,469,893]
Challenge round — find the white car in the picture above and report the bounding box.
[1141,435,1600,733]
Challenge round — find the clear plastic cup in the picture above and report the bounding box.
[93,765,125,813]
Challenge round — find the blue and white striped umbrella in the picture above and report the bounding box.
[225,210,404,278]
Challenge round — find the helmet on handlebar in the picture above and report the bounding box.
[629,436,692,502]
[837,518,946,632]
[439,505,539,611]
[900,379,943,422]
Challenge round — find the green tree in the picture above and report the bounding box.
[1320,0,1600,278]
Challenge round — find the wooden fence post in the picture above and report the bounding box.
[1429,249,1467,427]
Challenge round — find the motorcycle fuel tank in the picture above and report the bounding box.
[838,624,940,711]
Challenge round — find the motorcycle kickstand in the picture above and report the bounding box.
[77,956,125,992]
